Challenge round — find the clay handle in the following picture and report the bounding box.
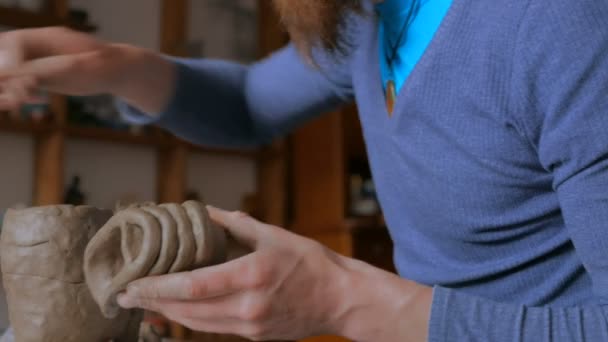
[84,208,162,318]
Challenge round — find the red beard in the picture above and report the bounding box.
[272,0,361,60]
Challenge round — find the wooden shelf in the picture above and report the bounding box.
[0,6,96,32]
[65,125,161,146]
[185,140,259,159]
[292,215,385,236]
[0,119,54,135]
[344,215,386,231]
[66,126,260,156]
[0,120,260,158]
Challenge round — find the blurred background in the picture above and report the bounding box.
[0,1,391,341]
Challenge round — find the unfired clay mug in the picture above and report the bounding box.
[0,205,141,342]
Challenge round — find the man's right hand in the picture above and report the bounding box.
[0,27,176,114]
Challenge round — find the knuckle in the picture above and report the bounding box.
[239,296,270,322]
[184,278,198,298]
[185,277,206,299]
[139,283,159,299]
[244,262,270,289]
[244,324,268,341]
[23,75,38,88]
[94,45,119,63]
[135,297,155,311]
[299,239,326,257]
[43,26,75,39]
[68,55,87,70]
[232,211,250,220]
[54,55,83,74]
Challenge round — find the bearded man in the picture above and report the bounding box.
[1,0,608,340]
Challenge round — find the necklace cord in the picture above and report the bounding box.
[385,0,420,67]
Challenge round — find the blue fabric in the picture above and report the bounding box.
[376,0,451,93]
[119,0,608,339]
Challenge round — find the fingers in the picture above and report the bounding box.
[168,316,265,340]
[121,256,254,301]
[0,55,75,111]
[0,54,78,82]
[118,293,241,320]
[0,28,104,98]
[0,75,41,111]
[172,317,248,337]
[0,46,23,72]
[5,76,36,100]
[17,27,104,58]
[207,206,266,248]
[119,208,279,301]
[0,52,95,105]
[117,293,266,339]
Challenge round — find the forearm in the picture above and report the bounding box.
[109,44,176,115]
[334,256,608,342]
[111,49,261,147]
[333,257,432,342]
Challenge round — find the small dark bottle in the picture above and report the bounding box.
[64,175,86,206]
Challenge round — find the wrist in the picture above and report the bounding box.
[109,44,177,115]
[332,258,433,342]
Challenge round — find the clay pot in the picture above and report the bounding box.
[0,205,141,342]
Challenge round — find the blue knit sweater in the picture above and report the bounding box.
[119,0,608,339]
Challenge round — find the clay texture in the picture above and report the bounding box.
[0,205,142,342]
[84,201,227,318]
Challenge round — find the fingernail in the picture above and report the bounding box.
[117,293,135,309]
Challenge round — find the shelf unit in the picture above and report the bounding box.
[0,119,53,134]
[290,104,396,339]
[0,119,259,157]
[0,114,258,204]
[0,1,260,209]
[0,5,96,31]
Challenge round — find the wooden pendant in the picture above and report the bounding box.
[386,80,397,116]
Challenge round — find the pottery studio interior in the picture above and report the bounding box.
[0,0,391,341]
[1,0,596,341]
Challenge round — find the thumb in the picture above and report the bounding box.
[207,205,264,249]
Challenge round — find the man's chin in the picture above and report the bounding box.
[271,0,360,58]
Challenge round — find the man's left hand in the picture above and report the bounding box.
[117,206,433,341]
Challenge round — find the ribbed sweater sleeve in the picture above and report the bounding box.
[429,287,608,341]
[117,44,353,148]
